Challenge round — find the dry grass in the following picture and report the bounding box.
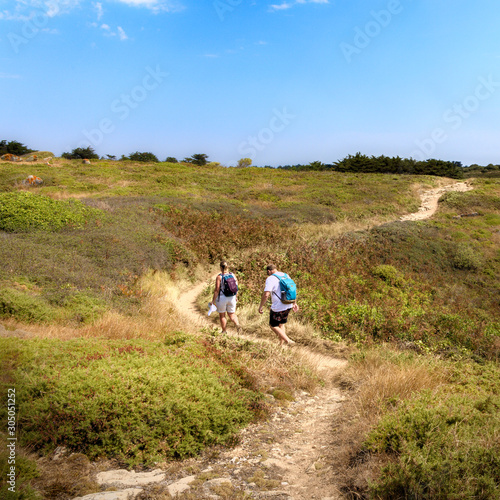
[296,217,394,241]
[32,453,100,500]
[330,347,450,495]
[13,269,195,341]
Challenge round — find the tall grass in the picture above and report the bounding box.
[330,347,500,498]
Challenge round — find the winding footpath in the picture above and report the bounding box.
[12,180,471,500]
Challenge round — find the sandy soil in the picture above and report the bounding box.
[399,181,472,221]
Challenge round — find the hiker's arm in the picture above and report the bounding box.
[258,291,271,314]
[211,276,221,304]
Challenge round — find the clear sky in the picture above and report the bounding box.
[1,0,500,166]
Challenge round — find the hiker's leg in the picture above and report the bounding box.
[271,324,293,345]
[219,313,227,332]
[269,309,293,345]
[227,312,240,327]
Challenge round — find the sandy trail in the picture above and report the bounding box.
[400,181,472,221]
[175,275,348,499]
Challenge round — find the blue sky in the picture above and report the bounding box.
[1,0,500,166]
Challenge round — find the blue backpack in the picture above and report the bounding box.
[272,273,297,304]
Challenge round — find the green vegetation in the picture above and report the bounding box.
[363,358,500,498]
[61,146,99,160]
[278,152,465,178]
[127,151,159,162]
[0,192,103,232]
[0,337,263,466]
[0,157,498,498]
[332,348,500,498]
[0,140,35,157]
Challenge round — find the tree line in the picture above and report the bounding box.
[59,146,209,166]
[4,140,498,178]
[276,153,466,179]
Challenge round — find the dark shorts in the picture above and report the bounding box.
[269,308,291,327]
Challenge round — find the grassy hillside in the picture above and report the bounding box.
[0,159,498,498]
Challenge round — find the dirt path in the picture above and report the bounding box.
[399,181,472,221]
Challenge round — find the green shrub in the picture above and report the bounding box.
[452,242,484,270]
[364,390,500,498]
[2,338,263,466]
[0,192,102,232]
[372,264,406,287]
[0,287,57,323]
[363,360,500,499]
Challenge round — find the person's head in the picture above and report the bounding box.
[266,264,277,276]
[220,261,229,272]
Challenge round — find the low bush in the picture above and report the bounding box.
[0,287,57,323]
[0,192,103,232]
[1,337,264,466]
[0,435,40,499]
[365,385,500,498]
[331,348,500,499]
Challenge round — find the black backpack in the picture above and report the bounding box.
[220,273,238,297]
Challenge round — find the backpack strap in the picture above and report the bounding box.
[271,273,284,301]
[218,273,223,301]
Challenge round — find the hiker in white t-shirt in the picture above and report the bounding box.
[258,264,299,346]
[211,261,242,334]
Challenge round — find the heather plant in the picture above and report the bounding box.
[364,363,500,498]
[1,337,265,466]
[331,347,500,498]
[0,192,103,232]
[0,435,40,499]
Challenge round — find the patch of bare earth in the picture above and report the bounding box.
[399,181,472,221]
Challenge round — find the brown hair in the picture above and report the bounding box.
[266,264,277,272]
[220,261,229,271]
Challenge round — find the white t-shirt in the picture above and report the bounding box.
[264,272,293,312]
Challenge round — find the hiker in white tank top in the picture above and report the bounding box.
[210,260,242,334]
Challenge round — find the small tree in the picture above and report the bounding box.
[184,153,209,166]
[61,146,99,160]
[0,140,35,156]
[165,157,178,163]
[236,158,252,168]
[128,152,159,163]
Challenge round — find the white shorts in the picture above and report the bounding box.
[215,294,237,313]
